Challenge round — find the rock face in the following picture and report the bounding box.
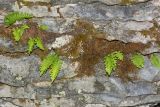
[0,0,160,107]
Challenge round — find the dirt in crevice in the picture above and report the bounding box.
[57,20,151,81]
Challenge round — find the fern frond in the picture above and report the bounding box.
[21,24,30,29]
[104,51,123,76]
[150,54,160,68]
[40,53,57,76]
[39,25,48,30]
[50,55,62,81]
[34,37,45,50]
[12,24,29,41]
[4,11,33,26]
[131,53,144,68]
[27,38,35,54]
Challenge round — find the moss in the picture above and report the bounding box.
[116,55,138,82]
[120,0,136,5]
[57,20,150,80]
[140,22,160,41]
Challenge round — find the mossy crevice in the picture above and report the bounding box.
[57,20,150,81]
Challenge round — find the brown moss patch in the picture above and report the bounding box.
[140,22,160,41]
[57,20,150,80]
[0,25,12,38]
[116,55,138,82]
[120,0,136,5]
[32,48,50,59]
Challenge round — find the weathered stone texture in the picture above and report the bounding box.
[0,0,160,107]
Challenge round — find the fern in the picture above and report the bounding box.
[39,25,48,30]
[104,51,123,76]
[40,53,62,81]
[131,53,144,68]
[40,53,57,75]
[50,55,62,81]
[12,24,29,41]
[4,12,33,26]
[34,37,45,50]
[27,38,35,54]
[150,53,160,68]
[27,37,44,54]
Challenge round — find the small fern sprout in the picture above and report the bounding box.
[27,38,35,54]
[150,53,160,68]
[131,53,144,68]
[40,53,62,81]
[104,51,123,76]
[34,37,45,50]
[4,12,33,26]
[50,54,62,82]
[27,37,45,54]
[39,25,48,30]
[12,24,29,42]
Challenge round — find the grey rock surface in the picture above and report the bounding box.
[0,0,160,107]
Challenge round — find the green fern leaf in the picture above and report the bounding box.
[21,24,30,29]
[12,28,22,41]
[39,25,48,30]
[131,53,144,68]
[34,37,45,50]
[50,55,62,81]
[104,51,123,76]
[27,38,35,54]
[4,12,33,26]
[150,54,160,68]
[12,24,29,41]
[40,53,57,76]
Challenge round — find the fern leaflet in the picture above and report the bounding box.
[4,12,33,26]
[131,53,144,68]
[150,54,160,68]
[104,51,123,76]
[40,53,57,76]
[39,25,48,30]
[35,37,45,50]
[27,38,35,54]
[50,55,62,81]
[12,24,29,41]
